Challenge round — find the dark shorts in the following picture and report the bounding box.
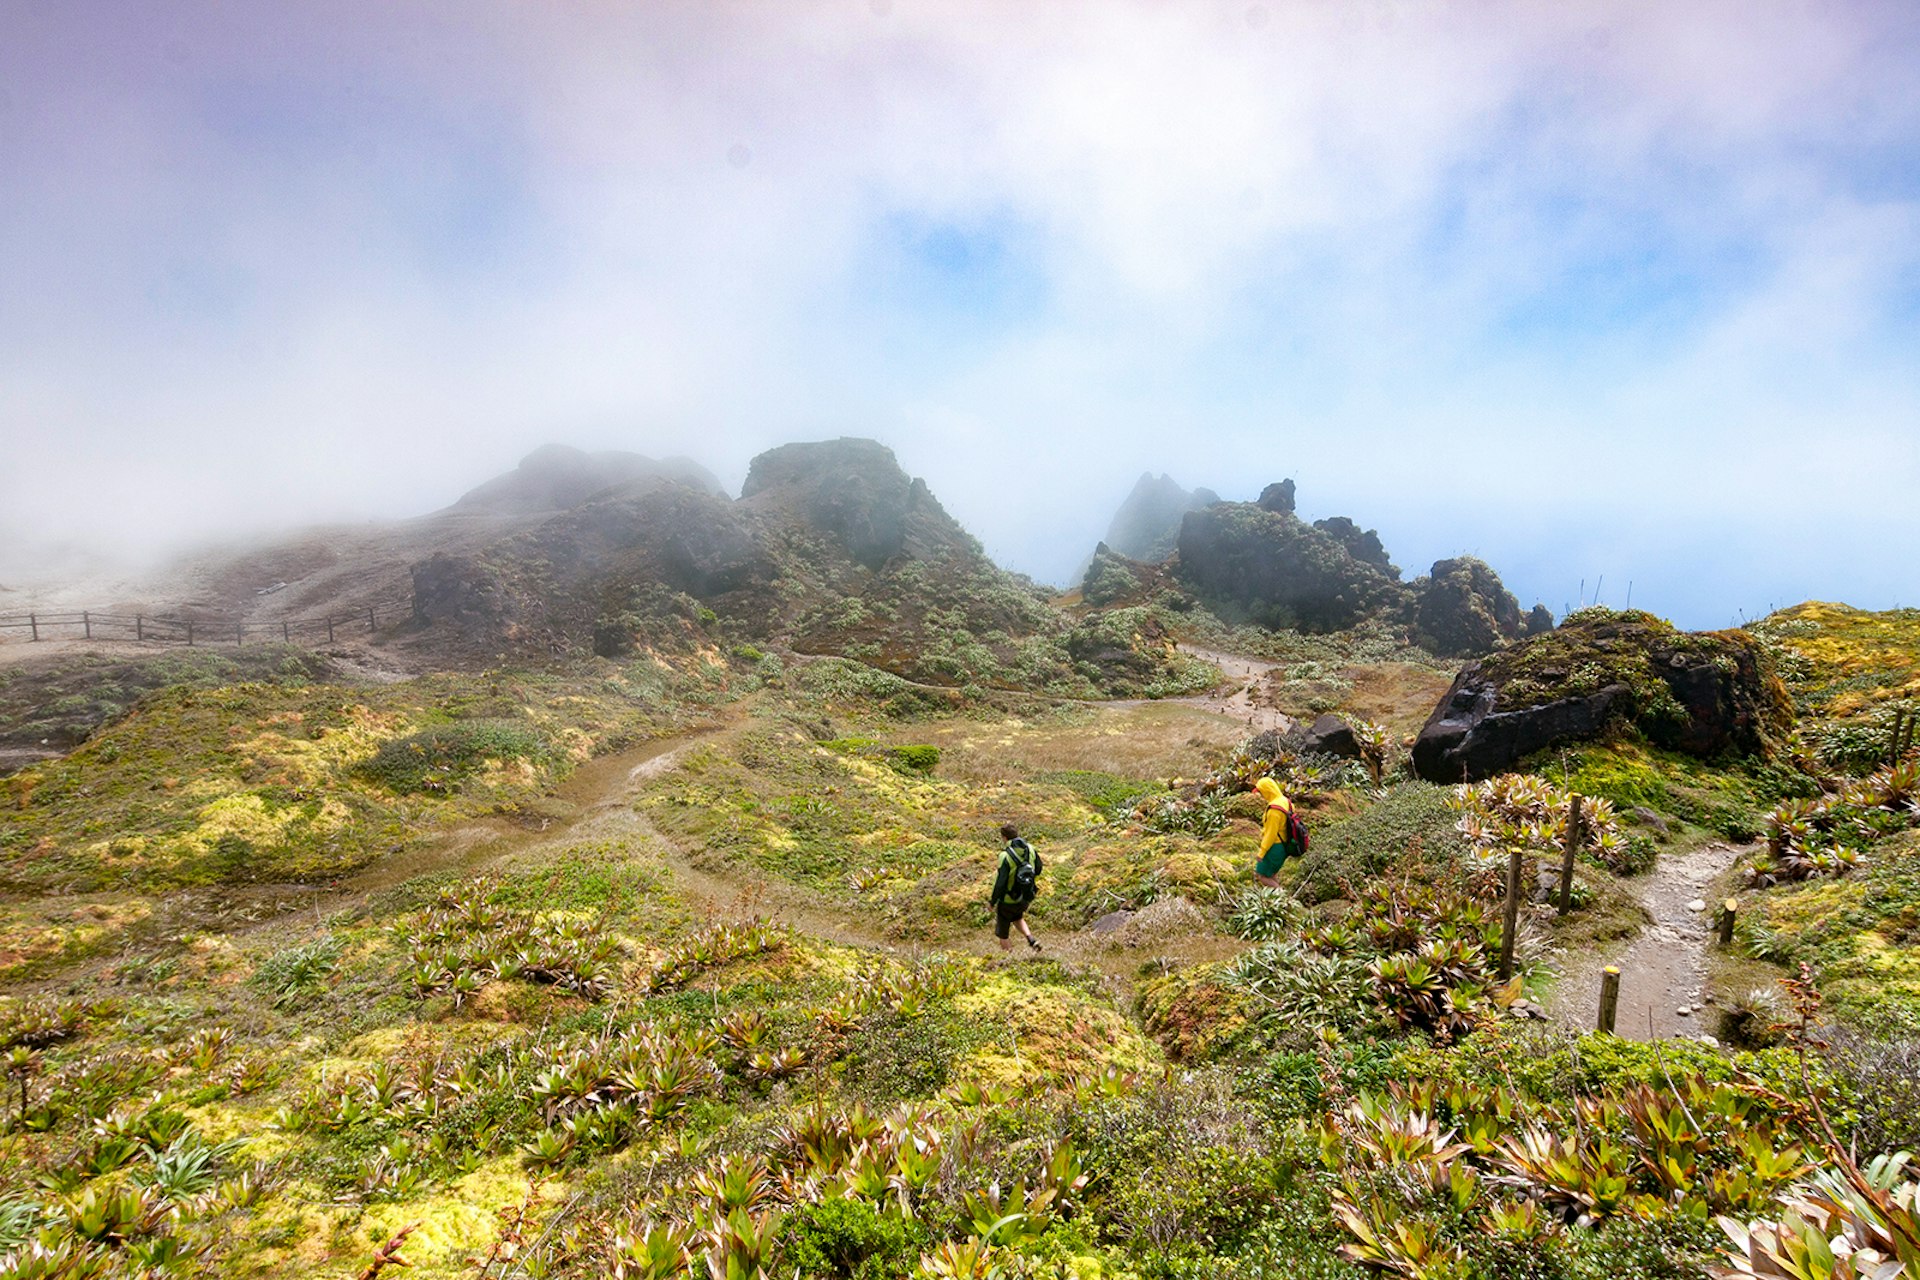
[1256,841,1299,878]
[994,900,1030,938]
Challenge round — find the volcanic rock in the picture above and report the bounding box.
[1103,473,1220,563]
[1411,609,1793,781]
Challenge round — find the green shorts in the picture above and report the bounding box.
[1256,842,1297,877]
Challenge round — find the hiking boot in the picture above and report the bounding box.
[1027,936,1041,951]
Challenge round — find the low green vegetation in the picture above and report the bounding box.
[0,601,1915,1279]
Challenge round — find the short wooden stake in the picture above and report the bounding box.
[1717,898,1737,947]
[282,621,290,642]
[82,611,91,639]
[325,616,334,644]
[186,621,194,646]
[1559,794,1583,915]
[1499,845,1523,980]
[367,608,376,633]
[236,623,244,646]
[1598,966,1621,1034]
[27,613,36,642]
[135,614,144,641]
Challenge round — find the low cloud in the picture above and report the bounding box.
[2,0,1915,625]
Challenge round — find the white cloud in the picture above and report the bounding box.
[0,0,1915,625]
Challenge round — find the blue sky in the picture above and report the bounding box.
[1,0,1917,627]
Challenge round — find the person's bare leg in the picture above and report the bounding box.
[997,934,1013,951]
[1256,873,1279,888]
[1017,918,1037,949]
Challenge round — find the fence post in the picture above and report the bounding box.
[1499,845,1523,981]
[83,611,91,639]
[136,615,144,642]
[1598,967,1621,1034]
[1559,794,1583,915]
[367,608,376,633]
[325,616,334,644]
[236,623,244,646]
[186,621,194,646]
[1717,898,1737,947]
[282,621,290,643]
[28,613,36,642]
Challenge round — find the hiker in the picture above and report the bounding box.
[990,823,1042,952]
[1253,776,1302,886]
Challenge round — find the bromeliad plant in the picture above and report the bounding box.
[1450,774,1630,876]
[1750,762,1919,886]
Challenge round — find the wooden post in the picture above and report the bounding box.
[185,620,194,646]
[282,621,290,642]
[325,616,334,644]
[1597,966,1621,1034]
[1499,845,1523,980]
[367,608,376,633]
[1717,898,1737,947]
[27,613,36,642]
[82,611,91,639]
[1559,794,1583,915]
[135,615,144,642]
[236,622,244,646]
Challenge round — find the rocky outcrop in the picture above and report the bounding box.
[1298,712,1361,759]
[740,438,973,570]
[1411,557,1524,657]
[411,553,519,637]
[1173,499,1405,633]
[1103,474,1220,563]
[453,443,723,512]
[1256,479,1296,515]
[1412,610,1794,781]
[1312,517,1396,575]
[1525,604,1555,636]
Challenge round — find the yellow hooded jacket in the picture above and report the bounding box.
[1255,777,1294,857]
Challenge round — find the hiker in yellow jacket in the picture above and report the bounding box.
[1253,777,1299,886]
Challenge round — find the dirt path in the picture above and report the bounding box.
[1167,644,1297,735]
[1550,841,1748,1040]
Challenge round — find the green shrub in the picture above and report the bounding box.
[248,935,342,1009]
[887,744,940,776]
[356,719,549,793]
[774,1197,927,1279]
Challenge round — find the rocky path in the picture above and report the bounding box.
[1170,644,1296,735]
[1551,841,1748,1040]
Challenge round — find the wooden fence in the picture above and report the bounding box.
[0,600,413,648]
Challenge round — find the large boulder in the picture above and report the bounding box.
[1102,473,1220,563]
[1173,499,1406,633]
[1410,557,1523,657]
[1412,609,1794,781]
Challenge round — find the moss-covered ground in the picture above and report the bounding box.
[0,609,1915,1280]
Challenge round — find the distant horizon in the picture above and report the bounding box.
[0,430,1906,634]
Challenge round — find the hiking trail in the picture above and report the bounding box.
[1170,644,1297,735]
[1549,840,1748,1040]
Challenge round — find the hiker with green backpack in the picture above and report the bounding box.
[990,823,1043,952]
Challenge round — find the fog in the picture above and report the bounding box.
[3,0,1917,628]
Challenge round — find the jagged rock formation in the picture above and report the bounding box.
[453,443,723,512]
[1312,517,1395,574]
[1256,480,1296,515]
[1411,557,1525,658]
[1412,609,1793,781]
[740,438,972,570]
[1172,500,1403,633]
[1103,474,1220,562]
